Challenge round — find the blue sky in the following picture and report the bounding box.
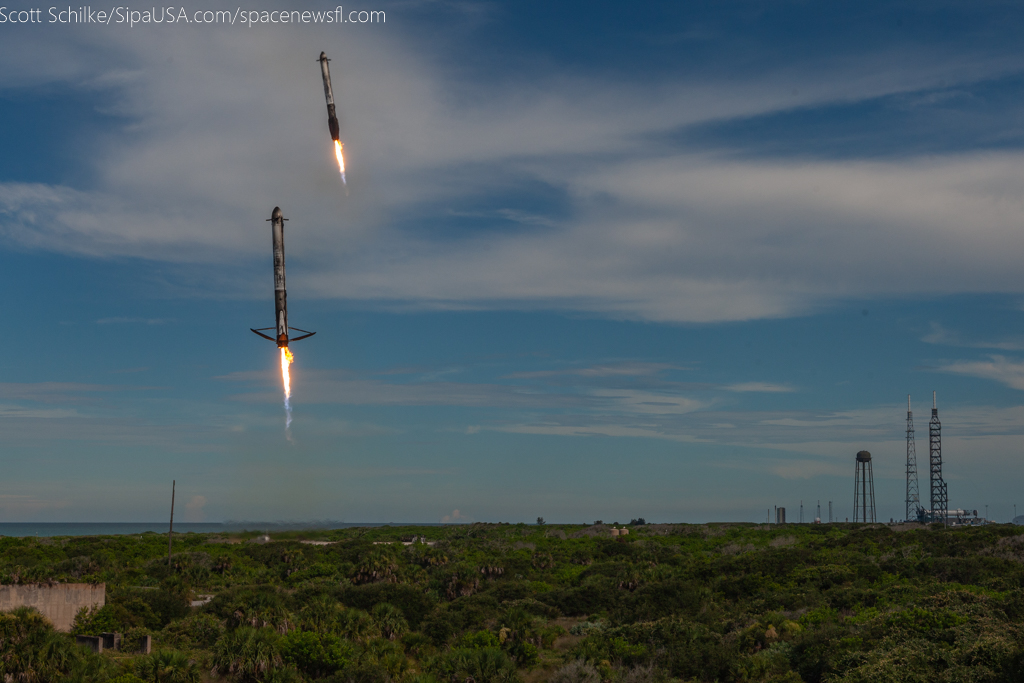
[2,0,1024,524]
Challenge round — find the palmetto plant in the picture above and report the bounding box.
[371,603,408,641]
[0,607,72,682]
[227,592,295,634]
[212,627,283,682]
[497,606,534,643]
[354,549,399,584]
[298,594,343,633]
[136,650,200,683]
[337,608,379,643]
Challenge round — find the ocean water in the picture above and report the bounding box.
[0,522,447,537]
[0,523,225,537]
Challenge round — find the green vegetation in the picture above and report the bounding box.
[4,522,1024,681]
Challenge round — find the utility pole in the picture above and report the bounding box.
[168,480,175,567]
[800,500,804,524]
[829,501,833,523]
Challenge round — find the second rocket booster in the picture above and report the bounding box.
[319,51,340,142]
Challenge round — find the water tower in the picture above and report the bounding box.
[853,450,876,523]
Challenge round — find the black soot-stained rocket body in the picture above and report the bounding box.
[319,51,340,142]
[251,207,316,348]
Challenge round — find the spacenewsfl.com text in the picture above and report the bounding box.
[0,6,384,27]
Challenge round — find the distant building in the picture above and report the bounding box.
[776,508,786,524]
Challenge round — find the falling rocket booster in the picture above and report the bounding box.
[319,51,340,142]
[251,207,316,348]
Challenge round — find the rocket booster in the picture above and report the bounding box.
[319,51,340,142]
[271,206,288,344]
[251,207,316,348]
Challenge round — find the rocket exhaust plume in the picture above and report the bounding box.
[334,140,347,185]
[251,207,316,435]
[281,347,294,432]
[319,52,347,187]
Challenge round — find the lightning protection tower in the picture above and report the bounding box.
[853,450,876,523]
[906,395,921,521]
[929,391,948,525]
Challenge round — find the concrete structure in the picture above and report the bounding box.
[100,632,121,650]
[190,595,214,607]
[0,583,104,631]
[610,528,620,537]
[75,635,103,653]
[776,507,786,524]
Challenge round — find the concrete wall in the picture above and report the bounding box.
[0,583,105,631]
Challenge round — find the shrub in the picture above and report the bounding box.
[461,629,501,649]
[425,647,520,683]
[135,650,201,683]
[212,626,283,681]
[549,659,601,683]
[281,630,354,679]
[371,602,409,641]
[160,613,222,649]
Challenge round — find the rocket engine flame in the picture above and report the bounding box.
[281,347,294,432]
[334,140,347,185]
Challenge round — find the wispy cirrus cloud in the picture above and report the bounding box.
[96,317,171,325]
[937,355,1024,391]
[3,19,1024,323]
[0,382,122,403]
[504,363,684,379]
[922,322,1024,351]
[724,382,795,393]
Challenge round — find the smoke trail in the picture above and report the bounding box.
[334,140,347,187]
[281,347,294,436]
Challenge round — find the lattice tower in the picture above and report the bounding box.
[929,391,947,525]
[906,395,921,521]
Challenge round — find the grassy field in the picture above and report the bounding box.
[2,521,1024,682]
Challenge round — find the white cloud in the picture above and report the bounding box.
[0,494,71,515]
[96,317,170,325]
[724,382,795,393]
[441,509,469,523]
[922,322,1024,351]
[3,25,1024,321]
[184,495,207,522]
[937,355,1024,391]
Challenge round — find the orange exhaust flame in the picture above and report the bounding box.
[281,347,294,432]
[334,140,347,185]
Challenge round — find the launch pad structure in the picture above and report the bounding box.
[906,396,921,521]
[906,392,948,525]
[929,392,949,525]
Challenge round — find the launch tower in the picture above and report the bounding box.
[906,395,921,521]
[929,391,948,525]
